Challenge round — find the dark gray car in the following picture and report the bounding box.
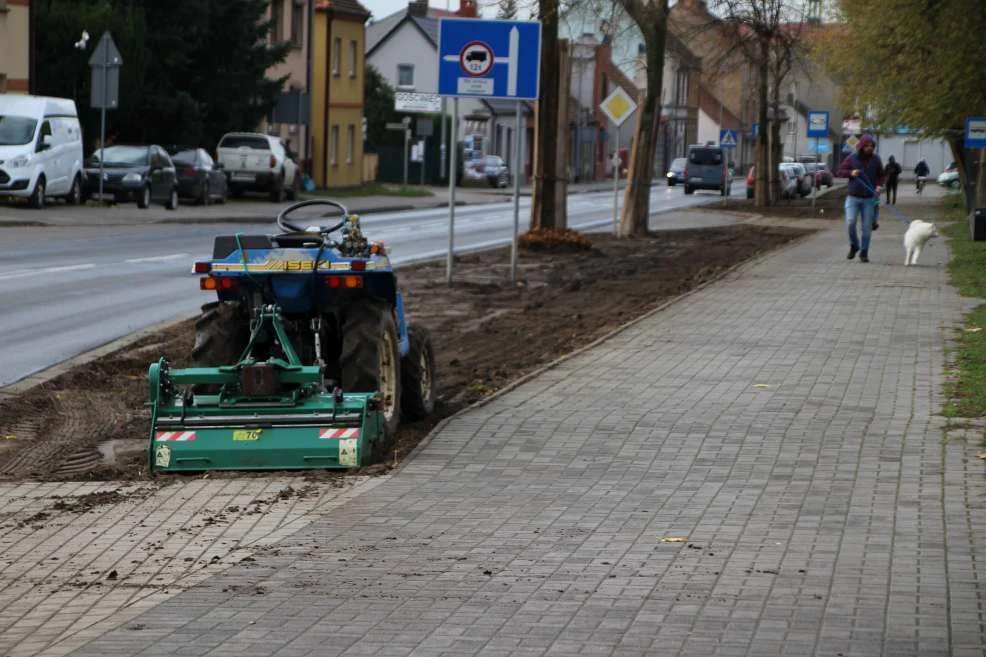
[83,144,180,210]
[483,155,511,188]
[683,145,729,196]
[665,157,686,186]
[170,147,228,205]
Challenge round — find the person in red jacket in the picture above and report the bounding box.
[836,134,885,263]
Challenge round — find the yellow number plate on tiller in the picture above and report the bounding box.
[233,429,263,441]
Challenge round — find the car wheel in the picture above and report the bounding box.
[217,181,228,204]
[951,179,962,189]
[684,185,694,195]
[28,176,46,210]
[286,175,301,201]
[137,185,151,209]
[166,186,180,211]
[269,174,285,203]
[65,174,82,205]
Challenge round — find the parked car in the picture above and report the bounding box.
[169,146,228,205]
[482,155,511,188]
[665,157,686,186]
[216,132,300,202]
[781,162,812,197]
[803,163,833,188]
[938,162,961,188]
[746,164,797,200]
[683,144,730,196]
[83,144,180,210]
[0,94,85,209]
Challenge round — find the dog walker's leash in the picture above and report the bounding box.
[853,176,911,225]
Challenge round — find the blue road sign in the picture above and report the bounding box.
[719,129,738,148]
[437,18,542,100]
[965,117,986,149]
[807,139,830,154]
[807,111,829,138]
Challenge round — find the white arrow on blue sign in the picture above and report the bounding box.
[437,18,542,100]
[719,129,738,148]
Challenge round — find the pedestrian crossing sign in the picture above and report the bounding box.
[719,129,738,148]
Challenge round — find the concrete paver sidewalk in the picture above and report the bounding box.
[9,188,986,656]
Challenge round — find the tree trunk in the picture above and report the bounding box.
[618,0,668,237]
[530,0,560,230]
[770,119,783,203]
[553,40,571,229]
[754,52,770,207]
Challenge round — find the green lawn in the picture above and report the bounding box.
[303,184,434,199]
[941,193,986,417]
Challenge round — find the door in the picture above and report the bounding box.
[35,119,61,191]
[202,149,224,198]
[150,147,171,200]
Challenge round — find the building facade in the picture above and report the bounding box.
[310,0,369,188]
[0,0,32,94]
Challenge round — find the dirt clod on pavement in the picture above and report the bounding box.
[0,224,812,481]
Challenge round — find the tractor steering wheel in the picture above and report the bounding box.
[276,199,351,235]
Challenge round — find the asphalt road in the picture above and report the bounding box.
[0,182,744,387]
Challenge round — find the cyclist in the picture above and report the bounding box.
[914,159,930,194]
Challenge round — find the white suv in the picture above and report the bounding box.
[216,132,300,202]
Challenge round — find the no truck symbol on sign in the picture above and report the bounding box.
[460,42,494,77]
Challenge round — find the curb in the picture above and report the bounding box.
[0,314,195,399]
[389,224,818,476]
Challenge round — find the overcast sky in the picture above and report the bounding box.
[363,0,535,23]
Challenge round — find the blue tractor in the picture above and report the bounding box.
[147,200,436,472]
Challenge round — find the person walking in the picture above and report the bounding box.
[836,134,885,263]
[884,155,902,204]
[914,159,930,194]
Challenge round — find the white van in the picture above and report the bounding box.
[0,95,85,209]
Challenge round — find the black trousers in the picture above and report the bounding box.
[886,180,898,204]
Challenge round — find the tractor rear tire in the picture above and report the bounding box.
[341,300,402,459]
[401,324,436,421]
[191,301,250,368]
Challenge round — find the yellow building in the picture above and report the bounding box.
[0,0,32,93]
[311,0,369,188]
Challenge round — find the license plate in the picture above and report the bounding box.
[233,429,263,441]
[232,172,254,181]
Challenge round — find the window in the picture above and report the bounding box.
[291,0,304,45]
[330,125,339,166]
[397,64,414,89]
[332,38,341,76]
[270,0,283,44]
[347,125,355,164]
[349,41,357,78]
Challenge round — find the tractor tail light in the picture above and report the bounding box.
[326,276,362,289]
[194,261,211,273]
[200,277,238,291]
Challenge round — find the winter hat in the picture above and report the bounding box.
[858,134,876,151]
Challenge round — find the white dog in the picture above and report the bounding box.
[903,219,938,266]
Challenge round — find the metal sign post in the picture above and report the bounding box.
[437,17,542,284]
[447,98,459,286]
[598,87,636,236]
[510,101,523,283]
[612,125,620,235]
[88,31,123,203]
[402,116,412,187]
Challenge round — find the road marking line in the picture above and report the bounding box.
[0,264,96,281]
[125,253,189,264]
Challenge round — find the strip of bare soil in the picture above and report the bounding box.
[0,224,812,481]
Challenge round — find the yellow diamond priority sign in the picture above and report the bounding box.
[600,87,637,127]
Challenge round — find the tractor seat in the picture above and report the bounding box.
[272,232,325,248]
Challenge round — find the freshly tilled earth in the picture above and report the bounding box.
[0,224,811,481]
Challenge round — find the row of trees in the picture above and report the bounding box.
[816,0,986,209]
[35,0,288,152]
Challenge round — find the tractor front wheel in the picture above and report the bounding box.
[401,325,436,421]
[341,301,402,459]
